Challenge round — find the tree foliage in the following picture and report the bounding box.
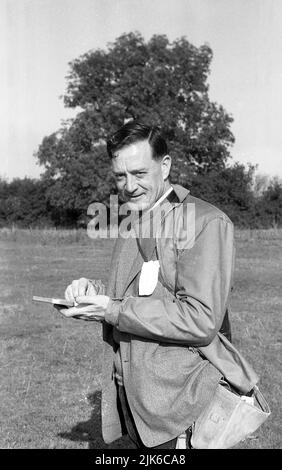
[191,163,256,227]
[63,32,234,177]
[0,177,52,227]
[35,32,235,221]
[256,178,282,228]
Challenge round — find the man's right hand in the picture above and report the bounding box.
[64,278,97,305]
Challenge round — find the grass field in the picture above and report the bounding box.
[0,228,281,449]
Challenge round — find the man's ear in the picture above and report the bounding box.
[161,155,171,180]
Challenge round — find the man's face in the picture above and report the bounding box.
[111,140,171,211]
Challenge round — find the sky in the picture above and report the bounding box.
[1,0,282,180]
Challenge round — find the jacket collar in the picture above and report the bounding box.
[170,184,190,203]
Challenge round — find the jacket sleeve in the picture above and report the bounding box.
[104,217,235,347]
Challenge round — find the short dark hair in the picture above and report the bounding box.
[107,120,168,160]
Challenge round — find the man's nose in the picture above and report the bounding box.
[125,175,137,194]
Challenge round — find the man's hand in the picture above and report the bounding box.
[64,277,97,303]
[55,277,109,321]
[57,294,110,322]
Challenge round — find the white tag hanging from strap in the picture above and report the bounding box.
[138,260,160,296]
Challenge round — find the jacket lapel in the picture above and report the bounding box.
[136,210,156,262]
[111,235,143,298]
[122,246,144,296]
[116,186,190,296]
[122,188,182,293]
[106,237,125,297]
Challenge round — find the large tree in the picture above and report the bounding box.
[191,163,256,227]
[36,32,235,223]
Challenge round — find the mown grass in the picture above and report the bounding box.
[0,228,281,448]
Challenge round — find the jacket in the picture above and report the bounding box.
[102,184,259,446]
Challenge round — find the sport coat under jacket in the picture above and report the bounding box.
[101,184,259,446]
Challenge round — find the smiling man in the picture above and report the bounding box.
[60,120,258,449]
[110,130,172,212]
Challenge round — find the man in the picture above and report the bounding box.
[59,121,258,449]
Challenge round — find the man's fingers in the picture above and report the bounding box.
[59,304,97,315]
[71,279,79,299]
[76,295,98,304]
[76,295,110,310]
[59,306,82,317]
[86,283,97,296]
[78,277,89,297]
[65,284,75,303]
[65,278,90,303]
[54,303,105,322]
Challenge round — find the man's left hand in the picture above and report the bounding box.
[55,295,110,322]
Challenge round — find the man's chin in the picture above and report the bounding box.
[126,198,149,212]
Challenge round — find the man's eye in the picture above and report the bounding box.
[136,172,145,177]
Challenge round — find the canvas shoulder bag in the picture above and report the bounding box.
[190,381,271,449]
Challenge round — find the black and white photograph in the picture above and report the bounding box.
[1,0,281,451]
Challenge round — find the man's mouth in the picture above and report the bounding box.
[127,194,143,200]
